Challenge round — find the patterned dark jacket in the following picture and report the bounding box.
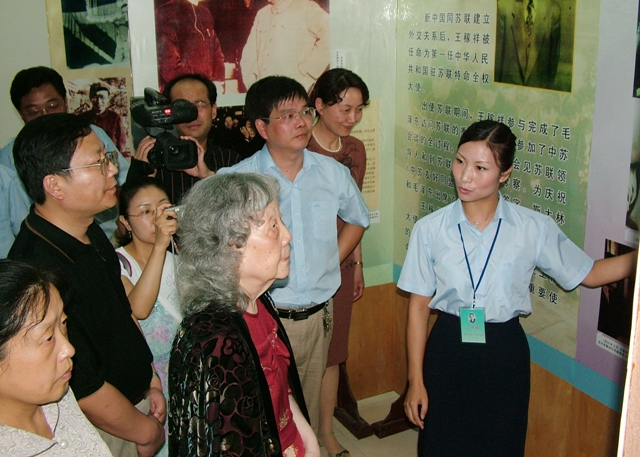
[168,292,308,456]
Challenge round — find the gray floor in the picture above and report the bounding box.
[320,392,418,457]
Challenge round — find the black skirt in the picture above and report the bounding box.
[418,312,530,457]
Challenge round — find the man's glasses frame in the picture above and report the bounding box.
[63,150,119,176]
[21,100,65,120]
[260,107,316,125]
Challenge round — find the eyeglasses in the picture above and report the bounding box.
[22,100,65,120]
[63,151,119,176]
[128,204,178,220]
[127,206,158,220]
[261,107,316,125]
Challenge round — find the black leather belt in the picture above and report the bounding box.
[277,301,328,320]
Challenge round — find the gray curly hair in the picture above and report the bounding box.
[176,173,280,317]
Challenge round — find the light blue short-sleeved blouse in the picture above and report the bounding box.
[398,195,594,322]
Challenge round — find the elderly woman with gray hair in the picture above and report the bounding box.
[168,173,320,457]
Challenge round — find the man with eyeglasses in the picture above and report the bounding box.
[8,113,165,457]
[126,73,242,204]
[217,75,369,434]
[0,66,130,239]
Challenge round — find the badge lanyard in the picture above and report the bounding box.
[458,219,502,308]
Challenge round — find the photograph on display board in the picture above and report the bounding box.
[597,240,634,356]
[154,0,329,94]
[212,105,264,159]
[630,1,640,229]
[61,0,130,69]
[628,161,640,231]
[627,103,640,231]
[633,0,640,98]
[494,0,576,92]
[67,77,132,157]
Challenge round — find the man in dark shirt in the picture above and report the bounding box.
[127,73,241,204]
[83,82,127,154]
[8,113,164,457]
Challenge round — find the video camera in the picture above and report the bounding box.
[130,88,198,171]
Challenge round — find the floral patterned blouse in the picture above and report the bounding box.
[169,293,308,457]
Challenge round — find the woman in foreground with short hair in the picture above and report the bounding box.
[0,259,113,456]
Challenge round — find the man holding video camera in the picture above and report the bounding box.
[127,74,241,204]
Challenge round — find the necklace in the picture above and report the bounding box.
[312,130,342,153]
[469,212,495,229]
[473,216,492,228]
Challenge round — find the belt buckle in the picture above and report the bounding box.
[293,308,310,320]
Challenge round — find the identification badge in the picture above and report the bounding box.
[460,307,486,343]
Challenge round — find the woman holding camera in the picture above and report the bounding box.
[116,178,180,457]
[169,173,319,456]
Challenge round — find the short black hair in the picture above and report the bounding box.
[10,66,67,111]
[0,260,60,361]
[458,120,516,173]
[163,73,217,104]
[13,113,92,204]
[309,68,370,108]
[244,76,308,123]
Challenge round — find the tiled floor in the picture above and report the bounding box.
[320,392,418,457]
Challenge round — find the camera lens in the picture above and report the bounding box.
[168,145,179,155]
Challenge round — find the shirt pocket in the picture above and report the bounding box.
[495,258,532,303]
[311,201,338,241]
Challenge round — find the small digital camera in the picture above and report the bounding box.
[165,205,183,219]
